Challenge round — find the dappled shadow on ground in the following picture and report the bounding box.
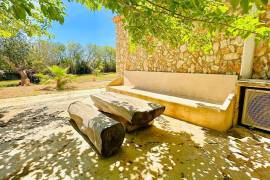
[39,86,56,91]
[0,107,270,179]
[201,128,270,180]
[154,116,270,179]
[0,123,217,179]
[0,109,8,127]
[0,107,68,145]
[39,85,77,92]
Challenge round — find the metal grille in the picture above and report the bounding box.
[242,89,270,131]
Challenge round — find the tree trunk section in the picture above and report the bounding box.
[19,70,30,86]
[68,101,125,157]
[90,92,165,125]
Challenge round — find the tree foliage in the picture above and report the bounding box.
[1,0,270,52]
[102,46,116,72]
[78,0,270,51]
[0,33,30,69]
[0,0,65,37]
[28,40,65,72]
[0,33,32,76]
[0,33,32,85]
[0,37,116,75]
[65,42,84,74]
[85,44,115,74]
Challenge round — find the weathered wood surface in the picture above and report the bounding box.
[68,101,125,157]
[90,92,165,125]
[104,112,153,133]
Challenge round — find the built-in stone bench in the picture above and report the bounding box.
[107,71,238,131]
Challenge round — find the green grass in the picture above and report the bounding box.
[73,72,117,83]
[0,80,20,88]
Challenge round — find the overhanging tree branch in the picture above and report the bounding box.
[132,0,260,36]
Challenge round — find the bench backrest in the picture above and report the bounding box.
[123,71,238,103]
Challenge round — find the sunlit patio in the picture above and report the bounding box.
[0,89,269,179]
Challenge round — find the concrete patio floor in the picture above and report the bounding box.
[0,89,270,179]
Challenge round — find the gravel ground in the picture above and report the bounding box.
[0,89,270,179]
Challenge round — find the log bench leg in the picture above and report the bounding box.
[68,101,125,157]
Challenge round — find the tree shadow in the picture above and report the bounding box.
[0,106,69,145]
[39,86,55,91]
[39,85,77,92]
[0,106,270,179]
[0,111,6,127]
[0,109,7,120]
[199,127,270,180]
[1,124,215,179]
[0,107,22,127]
[0,106,220,179]
[153,115,270,179]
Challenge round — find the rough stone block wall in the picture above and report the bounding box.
[114,17,269,79]
[126,37,243,75]
[115,18,129,76]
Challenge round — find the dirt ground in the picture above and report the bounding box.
[0,80,110,99]
[0,89,270,179]
[0,73,117,99]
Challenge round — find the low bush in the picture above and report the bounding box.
[37,65,74,90]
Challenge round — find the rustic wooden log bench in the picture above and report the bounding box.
[107,71,238,131]
[103,112,154,133]
[68,101,125,157]
[90,92,165,126]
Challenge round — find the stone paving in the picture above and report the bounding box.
[0,89,270,179]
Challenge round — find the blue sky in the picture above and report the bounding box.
[49,2,116,47]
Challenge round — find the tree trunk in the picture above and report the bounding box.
[1,55,30,86]
[18,70,30,86]
[68,101,125,157]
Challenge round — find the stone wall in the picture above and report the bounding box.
[114,17,129,76]
[114,17,269,79]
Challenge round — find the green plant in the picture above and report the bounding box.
[37,65,74,90]
[89,60,104,81]
[93,62,104,76]
[0,80,20,88]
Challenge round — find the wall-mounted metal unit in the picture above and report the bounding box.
[241,88,270,131]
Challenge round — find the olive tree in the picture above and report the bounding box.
[0,33,31,85]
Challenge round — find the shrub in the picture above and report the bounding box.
[37,65,74,90]
[90,61,104,81]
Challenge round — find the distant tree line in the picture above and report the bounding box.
[0,33,116,84]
